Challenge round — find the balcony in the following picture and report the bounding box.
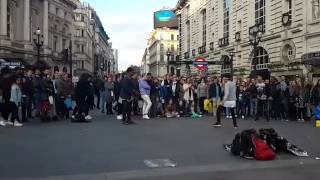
[221,68,232,74]
[251,63,270,71]
[218,37,229,47]
[198,45,206,54]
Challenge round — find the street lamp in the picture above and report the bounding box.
[249,24,263,73]
[229,52,235,77]
[166,51,172,74]
[33,27,44,64]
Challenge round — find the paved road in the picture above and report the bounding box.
[0,111,320,180]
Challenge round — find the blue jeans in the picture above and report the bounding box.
[100,91,106,112]
[250,98,257,116]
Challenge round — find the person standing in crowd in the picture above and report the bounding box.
[183,77,201,117]
[56,73,73,120]
[8,77,23,126]
[293,79,307,122]
[248,78,257,117]
[33,69,45,117]
[192,79,199,113]
[150,77,161,118]
[160,74,172,105]
[72,73,91,120]
[139,73,152,120]
[114,74,123,120]
[268,77,281,120]
[197,78,207,114]
[93,73,103,109]
[120,68,136,125]
[171,75,180,105]
[213,76,238,129]
[100,76,107,114]
[104,76,114,115]
[278,76,289,121]
[255,76,269,121]
[208,76,222,117]
[312,79,320,107]
[21,70,34,122]
[236,84,248,119]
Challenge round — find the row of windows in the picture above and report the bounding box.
[160,44,179,52]
[52,36,68,52]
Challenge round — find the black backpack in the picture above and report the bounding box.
[231,133,241,156]
[240,129,257,157]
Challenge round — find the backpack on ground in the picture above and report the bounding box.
[240,129,256,158]
[252,135,276,161]
[230,133,241,156]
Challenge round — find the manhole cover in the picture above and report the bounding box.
[144,159,177,168]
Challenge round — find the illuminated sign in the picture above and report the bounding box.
[154,10,178,29]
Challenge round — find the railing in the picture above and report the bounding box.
[221,68,232,74]
[251,63,270,71]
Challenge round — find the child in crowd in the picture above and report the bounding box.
[237,85,248,119]
[165,99,179,118]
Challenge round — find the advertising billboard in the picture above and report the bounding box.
[154,10,178,29]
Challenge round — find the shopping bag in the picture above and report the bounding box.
[204,99,213,113]
[316,120,320,128]
[48,96,54,105]
[64,98,73,110]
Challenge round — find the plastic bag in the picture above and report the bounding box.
[204,99,213,113]
[64,97,73,110]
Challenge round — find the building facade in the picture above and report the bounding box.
[146,27,179,77]
[141,48,150,74]
[176,0,320,80]
[0,0,77,71]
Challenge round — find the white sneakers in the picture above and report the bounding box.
[116,115,123,120]
[85,115,93,120]
[143,115,150,120]
[0,120,6,127]
[14,121,23,127]
[0,120,23,127]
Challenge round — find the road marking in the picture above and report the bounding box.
[144,159,177,168]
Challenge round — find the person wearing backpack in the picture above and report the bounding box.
[213,76,238,129]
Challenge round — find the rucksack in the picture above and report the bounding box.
[231,133,241,156]
[259,128,278,152]
[252,135,276,161]
[240,129,256,157]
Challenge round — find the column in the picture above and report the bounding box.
[43,0,49,46]
[0,0,7,36]
[23,0,30,41]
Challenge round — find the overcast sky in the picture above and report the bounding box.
[86,0,178,71]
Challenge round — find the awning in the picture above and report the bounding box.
[301,51,320,65]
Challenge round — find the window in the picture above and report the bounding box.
[81,29,84,37]
[56,8,59,15]
[64,11,68,19]
[81,45,85,53]
[81,14,85,22]
[53,36,58,52]
[76,29,80,37]
[223,0,230,38]
[82,61,84,69]
[171,44,174,51]
[62,39,66,49]
[171,34,174,40]
[287,46,293,58]
[160,55,164,62]
[255,0,266,31]
[177,35,179,41]
[254,47,269,65]
[312,0,320,20]
[160,44,164,52]
[76,44,80,52]
[75,13,81,21]
[201,9,207,46]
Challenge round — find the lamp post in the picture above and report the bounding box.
[249,24,263,74]
[33,27,44,64]
[229,52,234,77]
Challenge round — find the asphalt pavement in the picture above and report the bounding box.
[0,111,320,180]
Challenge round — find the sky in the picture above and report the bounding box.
[86,0,178,71]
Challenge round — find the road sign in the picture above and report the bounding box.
[194,57,207,71]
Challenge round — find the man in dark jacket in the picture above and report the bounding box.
[120,67,136,125]
[208,77,222,116]
[21,70,34,122]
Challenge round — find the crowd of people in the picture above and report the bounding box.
[0,66,319,128]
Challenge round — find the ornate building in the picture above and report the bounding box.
[0,0,76,71]
[176,0,320,80]
[145,27,179,77]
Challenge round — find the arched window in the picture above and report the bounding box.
[221,56,232,74]
[252,47,269,70]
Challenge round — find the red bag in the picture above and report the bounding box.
[252,135,276,161]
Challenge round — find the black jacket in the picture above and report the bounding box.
[208,83,222,99]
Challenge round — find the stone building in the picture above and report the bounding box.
[176,0,320,80]
[146,27,179,77]
[0,0,77,71]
